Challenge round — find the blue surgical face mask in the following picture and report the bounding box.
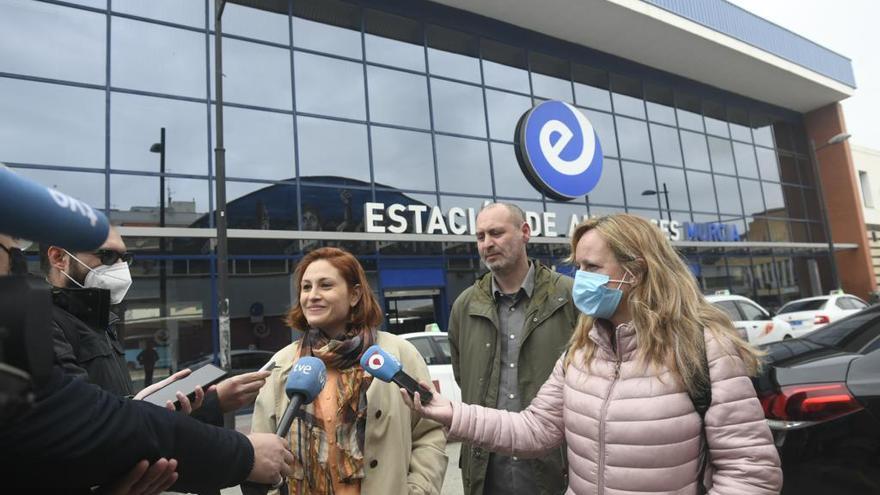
[572,269,634,319]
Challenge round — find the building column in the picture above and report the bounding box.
[804,103,876,299]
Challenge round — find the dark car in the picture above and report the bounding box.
[754,305,880,494]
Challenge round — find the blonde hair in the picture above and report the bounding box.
[564,214,761,396]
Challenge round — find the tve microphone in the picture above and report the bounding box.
[360,345,433,405]
[0,165,109,251]
[275,356,327,438]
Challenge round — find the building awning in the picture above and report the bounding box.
[427,0,854,112]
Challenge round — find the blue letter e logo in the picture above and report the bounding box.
[514,101,603,200]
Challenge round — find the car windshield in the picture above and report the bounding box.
[434,337,452,360]
[778,299,827,314]
[803,309,880,352]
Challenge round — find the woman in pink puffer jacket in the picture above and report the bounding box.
[406,214,782,494]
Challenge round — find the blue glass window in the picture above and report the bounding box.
[112,18,205,98]
[0,78,104,168]
[616,117,652,162]
[371,127,435,191]
[367,66,430,129]
[430,79,487,138]
[687,171,717,213]
[295,52,366,120]
[491,142,542,200]
[588,159,624,207]
[435,135,491,195]
[0,0,105,84]
[427,25,480,83]
[573,63,611,112]
[111,93,208,175]
[650,124,682,167]
[292,0,361,59]
[486,90,532,142]
[296,117,370,182]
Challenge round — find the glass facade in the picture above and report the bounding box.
[1,0,834,387]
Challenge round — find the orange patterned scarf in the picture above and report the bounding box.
[288,326,375,494]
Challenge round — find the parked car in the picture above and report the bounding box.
[399,331,461,402]
[753,305,880,494]
[776,291,869,335]
[706,292,793,345]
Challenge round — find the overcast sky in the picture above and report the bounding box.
[728,0,880,150]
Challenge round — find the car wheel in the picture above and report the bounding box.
[783,335,792,340]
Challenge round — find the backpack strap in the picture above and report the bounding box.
[687,331,712,495]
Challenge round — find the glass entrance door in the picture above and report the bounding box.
[383,288,441,335]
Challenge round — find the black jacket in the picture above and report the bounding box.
[0,367,254,494]
[51,288,133,396]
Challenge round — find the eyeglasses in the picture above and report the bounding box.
[94,249,134,266]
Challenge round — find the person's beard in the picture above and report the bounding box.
[482,251,513,274]
[64,259,89,289]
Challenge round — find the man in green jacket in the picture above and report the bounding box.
[449,202,578,495]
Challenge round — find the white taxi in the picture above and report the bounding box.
[399,330,461,402]
[705,291,793,345]
[776,291,869,335]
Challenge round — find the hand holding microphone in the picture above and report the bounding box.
[360,345,433,405]
[242,357,326,495]
[271,357,326,491]
[360,345,454,426]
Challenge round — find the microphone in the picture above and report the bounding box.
[0,165,109,251]
[360,345,433,405]
[275,357,327,438]
[242,359,327,495]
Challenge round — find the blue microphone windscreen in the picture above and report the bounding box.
[359,345,402,383]
[0,166,110,251]
[285,356,327,403]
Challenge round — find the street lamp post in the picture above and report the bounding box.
[642,182,672,223]
[149,128,166,229]
[149,129,169,375]
[214,0,233,429]
[808,132,851,292]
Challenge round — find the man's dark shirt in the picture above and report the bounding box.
[0,367,254,494]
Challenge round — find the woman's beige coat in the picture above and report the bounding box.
[252,331,448,494]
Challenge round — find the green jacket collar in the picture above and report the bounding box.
[468,259,568,319]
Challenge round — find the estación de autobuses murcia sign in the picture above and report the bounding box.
[363,201,741,243]
[361,201,732,242]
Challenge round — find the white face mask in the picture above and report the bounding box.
[61,250,133,305]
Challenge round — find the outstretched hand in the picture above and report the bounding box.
[133,368,205,414]
[398,380,454,427]
[211,370,272,413]
[97,458,178,495]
